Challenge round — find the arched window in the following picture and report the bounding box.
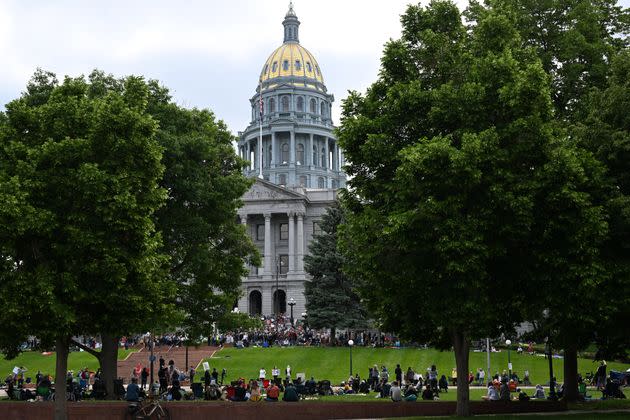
[320,102,326,116]
[318,177,325,189]
[282,60,289,71]
[281,143,290,164]
[299,176,307,187]
[279,174,287,186]
[273,290,286,315]
[296,144,304,165]
[297,96,304,111]
[263,64,269,74]
[249,290,262,316]
[332,179,338,189]
[321,147,326,169]
[269,98,276,113]
[310,98,316,113]
[315,65,320,76]
[306,62,312,72]
[272,61,278,72]
[295,60,301,71]
[281,95,289,112]
[267,145,272,167]
[312,145,318,166]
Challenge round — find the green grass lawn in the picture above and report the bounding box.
[0,349,135,378]
[202,346,630,385]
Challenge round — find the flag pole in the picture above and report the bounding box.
[258,79,264,179]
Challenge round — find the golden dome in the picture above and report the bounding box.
[260,42,324,85]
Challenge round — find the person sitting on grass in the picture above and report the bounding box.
[403,383,418,402]
[422,384,436,401]
[266,382,280,401]
[438,374,448,393]
[125,377,142,402]
[283,382,299,402]
[515,388,529,401]
[230,380,247,401]
[532,384,545,399]
[249,380,262,402]
[390,381,402,402]
[482,382,499,401]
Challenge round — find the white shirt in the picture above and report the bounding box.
[272,368,280,376]
[259,369,266,378]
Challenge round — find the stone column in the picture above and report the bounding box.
[288,211,295,273]
[271,132,276,168]
[264,213,272,275]
[297,212,304,272]
[290,131,296,167]
[309,133,314,169]
[324,137,329,170]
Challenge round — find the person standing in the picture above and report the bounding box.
[395,364,402,383]
[259,367,266,382]
[189,366,196,384]
[272,366,280,383]
[140,367,149,390]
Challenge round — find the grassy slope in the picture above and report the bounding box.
[202,346,630,385]
[1,349,134,377]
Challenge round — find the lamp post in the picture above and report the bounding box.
[348,339,354,377]
[505,339,512,379]
[288,297,296,325]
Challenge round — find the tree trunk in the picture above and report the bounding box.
[54,335,70,420]
[101,333,119,398]
[563,342,579,402]
[453,329,471,417]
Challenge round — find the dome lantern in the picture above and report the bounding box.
[283,1,300,43]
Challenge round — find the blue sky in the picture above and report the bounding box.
[1,0,628,135]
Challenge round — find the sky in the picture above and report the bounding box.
[1,0,628,135]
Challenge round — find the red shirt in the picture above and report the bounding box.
[266,385,280,399]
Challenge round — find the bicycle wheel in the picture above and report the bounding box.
[155,406,170,420]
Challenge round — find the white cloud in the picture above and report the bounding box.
[1,0,628,132]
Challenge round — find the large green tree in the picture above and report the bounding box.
[465,0,629,402]
[0,70,172,419]
[338,1,606,415]
[303,201,368,341]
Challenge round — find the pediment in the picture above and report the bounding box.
[243,178,307,202]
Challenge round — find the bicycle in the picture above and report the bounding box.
[125,395,170,420]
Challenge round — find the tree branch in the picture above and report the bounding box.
[70,338,101,360]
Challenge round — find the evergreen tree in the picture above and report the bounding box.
[304,201,367,341]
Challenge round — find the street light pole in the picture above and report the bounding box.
[148,332,154,386]
[505,339,512,379]
[348,340,354,378]
[288,297,296,325]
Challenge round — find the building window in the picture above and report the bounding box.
[313,221,322,237]
[267,145,272,167]
[264,64,269,74]
[269,98,276,112]
[295,60,301,71]
[281,143,289,164]
[279,255,289,274]
[256,224,264,241]
[297,96,304,111]
[299,175,307,187]
[332,179,338,189]
[296,143,304,165]
[279,174,287,185]
[320,102,326,116]
[281,95,289,112]
[315,65,320,76]
[318,177,325,189]
[310,98,316,113]
[272,61,278,72]
[283,60,289,71]
[306,61,312,72]
[312,145,318,166]
[321,147,326,168]
[280,223,288,240]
